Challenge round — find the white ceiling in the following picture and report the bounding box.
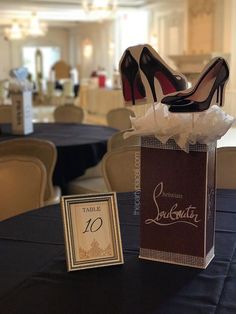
[0,0,161,25]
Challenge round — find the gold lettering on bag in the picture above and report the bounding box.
[145,182,201,228]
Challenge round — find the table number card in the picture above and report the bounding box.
[61,193,124,271]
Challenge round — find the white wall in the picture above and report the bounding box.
[71,21,115,79]
[0,35,11,79]
[148,0,231,58]
[148,0,186,67]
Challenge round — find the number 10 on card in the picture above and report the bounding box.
[61,193,124,271]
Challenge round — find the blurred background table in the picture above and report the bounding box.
[0,123,116,192]
[79,87,124,115]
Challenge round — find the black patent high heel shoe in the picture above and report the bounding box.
[161,58,223,106]
[162,58,229,113]
[139,45,187,102]
[119,49,146,105]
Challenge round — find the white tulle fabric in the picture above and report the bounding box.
[124,102,235,152]
[9,67,33,92]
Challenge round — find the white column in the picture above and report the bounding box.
[213,0,225,52]
[183,0,189,54]
[68,29,78,68]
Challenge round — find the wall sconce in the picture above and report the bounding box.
[108,41,114,56]
[83,39,93,58]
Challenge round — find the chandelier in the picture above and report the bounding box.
[4,13,47,41]
[27,13,47,37]
[4,21,25,40]
[82,0,117,20]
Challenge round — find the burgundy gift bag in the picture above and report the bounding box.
[139,136,216,268]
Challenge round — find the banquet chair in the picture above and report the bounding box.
[54,104,84,123]
[106,108,135,130]
[107,129,140,152]
[0,138,61,205]
[46,81,55,97]
[0,156,46,221]
[68,161,108,194]
[102,146,140,192]
[52,60,71,80]
[68,130,141,195]
[0,105,11,123]
[62,79,73,97]
[216,147,236,189]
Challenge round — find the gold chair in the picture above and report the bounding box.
[68,161,108,194]
[52,60,71,80]
[0,105,11,123]
[0,139,61,205]
[62,79,74,97]
[0,156,46,221]
[54,105,84,123]
[107,129,140,152]
[68,131,141,195]
[102,146,140,192]
[217,147,236,189]
[106,108,135,130]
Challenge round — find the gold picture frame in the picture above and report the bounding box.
[61,192,124,271]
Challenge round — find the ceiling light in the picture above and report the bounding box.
[4,13,47,41]
[4,21,25,40]
[82,0,117,20]
[27,13,47,37]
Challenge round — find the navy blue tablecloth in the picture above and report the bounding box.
[0,189,236,313]
[0,123,117,192]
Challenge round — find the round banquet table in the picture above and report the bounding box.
[0,190,236,314]
[0,123,117,192]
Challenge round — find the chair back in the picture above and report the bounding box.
[62,79,73,97]
[54,105,84,123]
[0,156,46,221]
[107,129,140,152]
[106,108,135,130]
[52,60,70,80]
[102,146,140,192]
[0,105,11,123]
[0,139,57,202]
[217,147,236,189]
[46,81,55,97]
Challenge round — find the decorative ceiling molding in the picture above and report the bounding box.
[0,0,160,9]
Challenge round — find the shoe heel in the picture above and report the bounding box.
[146,74,157,102]
[130,80,135,105]
[217,82,226,107]
[123,76,135,105]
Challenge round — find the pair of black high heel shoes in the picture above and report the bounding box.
[120,45,229,113]
[120,45,187,105]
